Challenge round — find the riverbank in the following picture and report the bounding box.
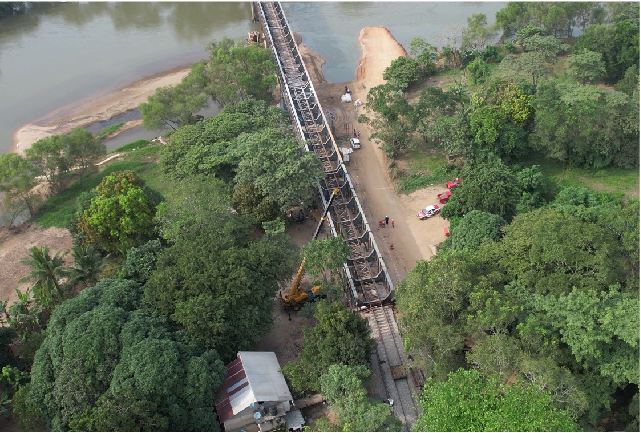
[12,64,191,155]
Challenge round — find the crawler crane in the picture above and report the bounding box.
[281,188,340,311]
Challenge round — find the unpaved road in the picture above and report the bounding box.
[297,27,449,283]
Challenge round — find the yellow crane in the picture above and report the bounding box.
[281,188,340,311]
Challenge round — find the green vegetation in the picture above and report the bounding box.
[94,122,124,141]
[391,5,640,430]
[27,278,226,431]
[3,37,304,431]
[113,139,151,152]
[415,368,580,432]
[397,197,639,429]
[281,302,374,396]
[316,364,402,432]
[32,153,162,229]
[77,170,157,254]
[140,37,278,130]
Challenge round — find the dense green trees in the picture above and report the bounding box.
[532,80,639,168]
[316,364,402,432]
[26,278,226,431]
[77,170,157,253]
[24,127,106,194]
[397,197,640,428]
[159,99,321,220]
[140,37,278,130]
[145,176,296,361]
[414,368,579,432]
[574,3,640,84]
[282,302,375,395]
[441,161,521,222]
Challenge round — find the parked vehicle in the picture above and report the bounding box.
[437,190,452,203]
[350,138,361,149]
[417,204,441,219]
[446,177,462,189]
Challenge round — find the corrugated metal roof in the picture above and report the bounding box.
[214,352,292,425]
[285,410,305,431]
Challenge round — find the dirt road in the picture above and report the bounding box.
[297,28,449,283]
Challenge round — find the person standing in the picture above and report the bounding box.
[358,131,361,139]
[391,218,394,228]
[354,128,357,138]
[385,215,389,225]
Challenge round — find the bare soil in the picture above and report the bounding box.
[0,223,73,307]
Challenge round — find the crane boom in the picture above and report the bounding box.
[281,188,340,310]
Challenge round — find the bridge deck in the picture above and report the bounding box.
[256,2,419,429]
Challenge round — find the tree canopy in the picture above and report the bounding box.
[281,302,375,395]
[26,278,226,432]
[397,199,640,428]
[77,170,157,254]
[145,177,296,361]
[414,368,580,432]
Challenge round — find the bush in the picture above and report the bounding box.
[95,122,124,141]
[502,41,518,54]
[114,140,152,153]
[382,56,425,90]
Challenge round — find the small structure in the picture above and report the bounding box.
[214,352,294,432]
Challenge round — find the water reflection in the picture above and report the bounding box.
[169,2,253,42]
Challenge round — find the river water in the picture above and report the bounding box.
[0,1,505,154]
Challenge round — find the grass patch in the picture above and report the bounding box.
[95,122,124,141]
[33,147,172,229]
[403,148,448,174]
[114,139,152,153]
[525,152,639,199]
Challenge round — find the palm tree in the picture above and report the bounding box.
[18,246,69,304]
[68,244,107,287]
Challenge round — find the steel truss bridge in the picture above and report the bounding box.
[255,2,419,429]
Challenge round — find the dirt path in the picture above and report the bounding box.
[298,28,449,283]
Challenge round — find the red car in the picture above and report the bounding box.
[417,204,441,220]
[437,190,452,203]
[446,177,462,189]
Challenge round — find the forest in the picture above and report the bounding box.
[0,1,639,432]
[358,2,639,431]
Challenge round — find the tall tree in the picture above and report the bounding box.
[231,128,324,213]
[441,161,521,222]
[461,13,497,52]
[24,135,70,195]
[18,246,69,304]
[139,63,208,130]
[0,153,39,218]
[201,37,278,107]
[281,302,375,394]
[146,177,296,361]
[567,49,607,84]
[66,127,106,180]
[67,244,107,288]
[77,171,157,254]
[26,278,226,431]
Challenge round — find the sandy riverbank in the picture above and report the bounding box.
[12,64,192,155]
